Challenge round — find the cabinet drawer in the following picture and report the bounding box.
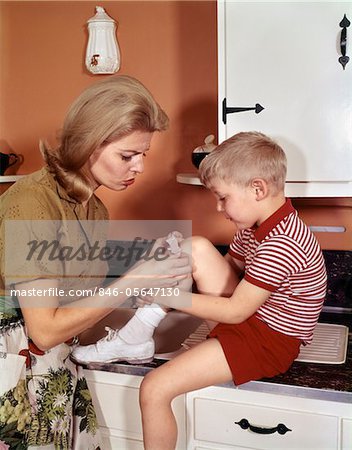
[193,397,338,449]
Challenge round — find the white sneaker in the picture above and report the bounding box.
[71,327,155,364]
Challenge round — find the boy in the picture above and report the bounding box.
[139,131,327,450]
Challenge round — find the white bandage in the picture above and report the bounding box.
[165,232,182,255]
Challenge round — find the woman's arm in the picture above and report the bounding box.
[18,276,131,350]
[17,252,192,350]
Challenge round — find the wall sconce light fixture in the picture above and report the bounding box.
[85,6,120,74]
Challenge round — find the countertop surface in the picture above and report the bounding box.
[81,312,352,404]
[82,250,352,404]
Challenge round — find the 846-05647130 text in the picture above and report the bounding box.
[97,287,180,297]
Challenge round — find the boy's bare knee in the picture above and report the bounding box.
[180,236,212,256]
[191,235,214,258]
[140,372,162,408]
[140,370,174,409]
[140,376,151,409]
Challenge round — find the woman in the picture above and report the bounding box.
[0,75,191,449]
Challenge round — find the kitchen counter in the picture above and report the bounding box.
[80,312,352,405]
[82,250,351,404]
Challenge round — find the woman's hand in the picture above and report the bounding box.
[125,251,192,290]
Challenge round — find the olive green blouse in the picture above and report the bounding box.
[0,167,109,303]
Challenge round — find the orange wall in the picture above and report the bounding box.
[1,1,351,250]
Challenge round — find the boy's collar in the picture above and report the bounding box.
[253,198,296,242]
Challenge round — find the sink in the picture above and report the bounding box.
[78,309,207,358]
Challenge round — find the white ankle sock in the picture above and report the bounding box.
[118,305,167,344]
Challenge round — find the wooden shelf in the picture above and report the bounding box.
[176,174,352,200]
[176,173,202,186]
[0,175,25,183]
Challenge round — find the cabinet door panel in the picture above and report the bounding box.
[342,418,352,450]
[85,371,186,450]
[195,446,257,450]
[220,1,352,183]
[100,427,144,450]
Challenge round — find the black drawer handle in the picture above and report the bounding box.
[339,14,350,70]
[235,418,292,435]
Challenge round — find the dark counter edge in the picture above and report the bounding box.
[81,358,352,404]
[80,311,352,404]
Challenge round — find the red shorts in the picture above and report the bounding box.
[208,315,301,386]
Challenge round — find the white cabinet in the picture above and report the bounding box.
[85,369,351,450]
[187,386,352,450]
[84,370,187,450]
[218,0,352,197]
[342,419,352,450]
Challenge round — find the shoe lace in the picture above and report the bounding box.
[100,326,119,342]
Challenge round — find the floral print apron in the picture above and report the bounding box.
[0,297,102,450]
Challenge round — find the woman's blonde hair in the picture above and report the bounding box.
[41,75,169,202]
[199,131,287,195]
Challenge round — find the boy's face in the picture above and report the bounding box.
[210,179,260,230]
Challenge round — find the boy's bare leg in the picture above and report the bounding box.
[180,236,239,297]
[140,338,232,450]
[140,236,238,449]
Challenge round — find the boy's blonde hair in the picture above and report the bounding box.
[199,131,287,195]
[40,75,169,202]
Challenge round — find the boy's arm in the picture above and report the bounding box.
[161,278,270,324]
[225,253,245,277]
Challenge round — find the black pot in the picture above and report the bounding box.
[191,152,210,169]
[0,152,19,175]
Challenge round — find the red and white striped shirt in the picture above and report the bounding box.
[229,198,327,344]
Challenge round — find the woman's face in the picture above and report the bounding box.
[88,130,153,191]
